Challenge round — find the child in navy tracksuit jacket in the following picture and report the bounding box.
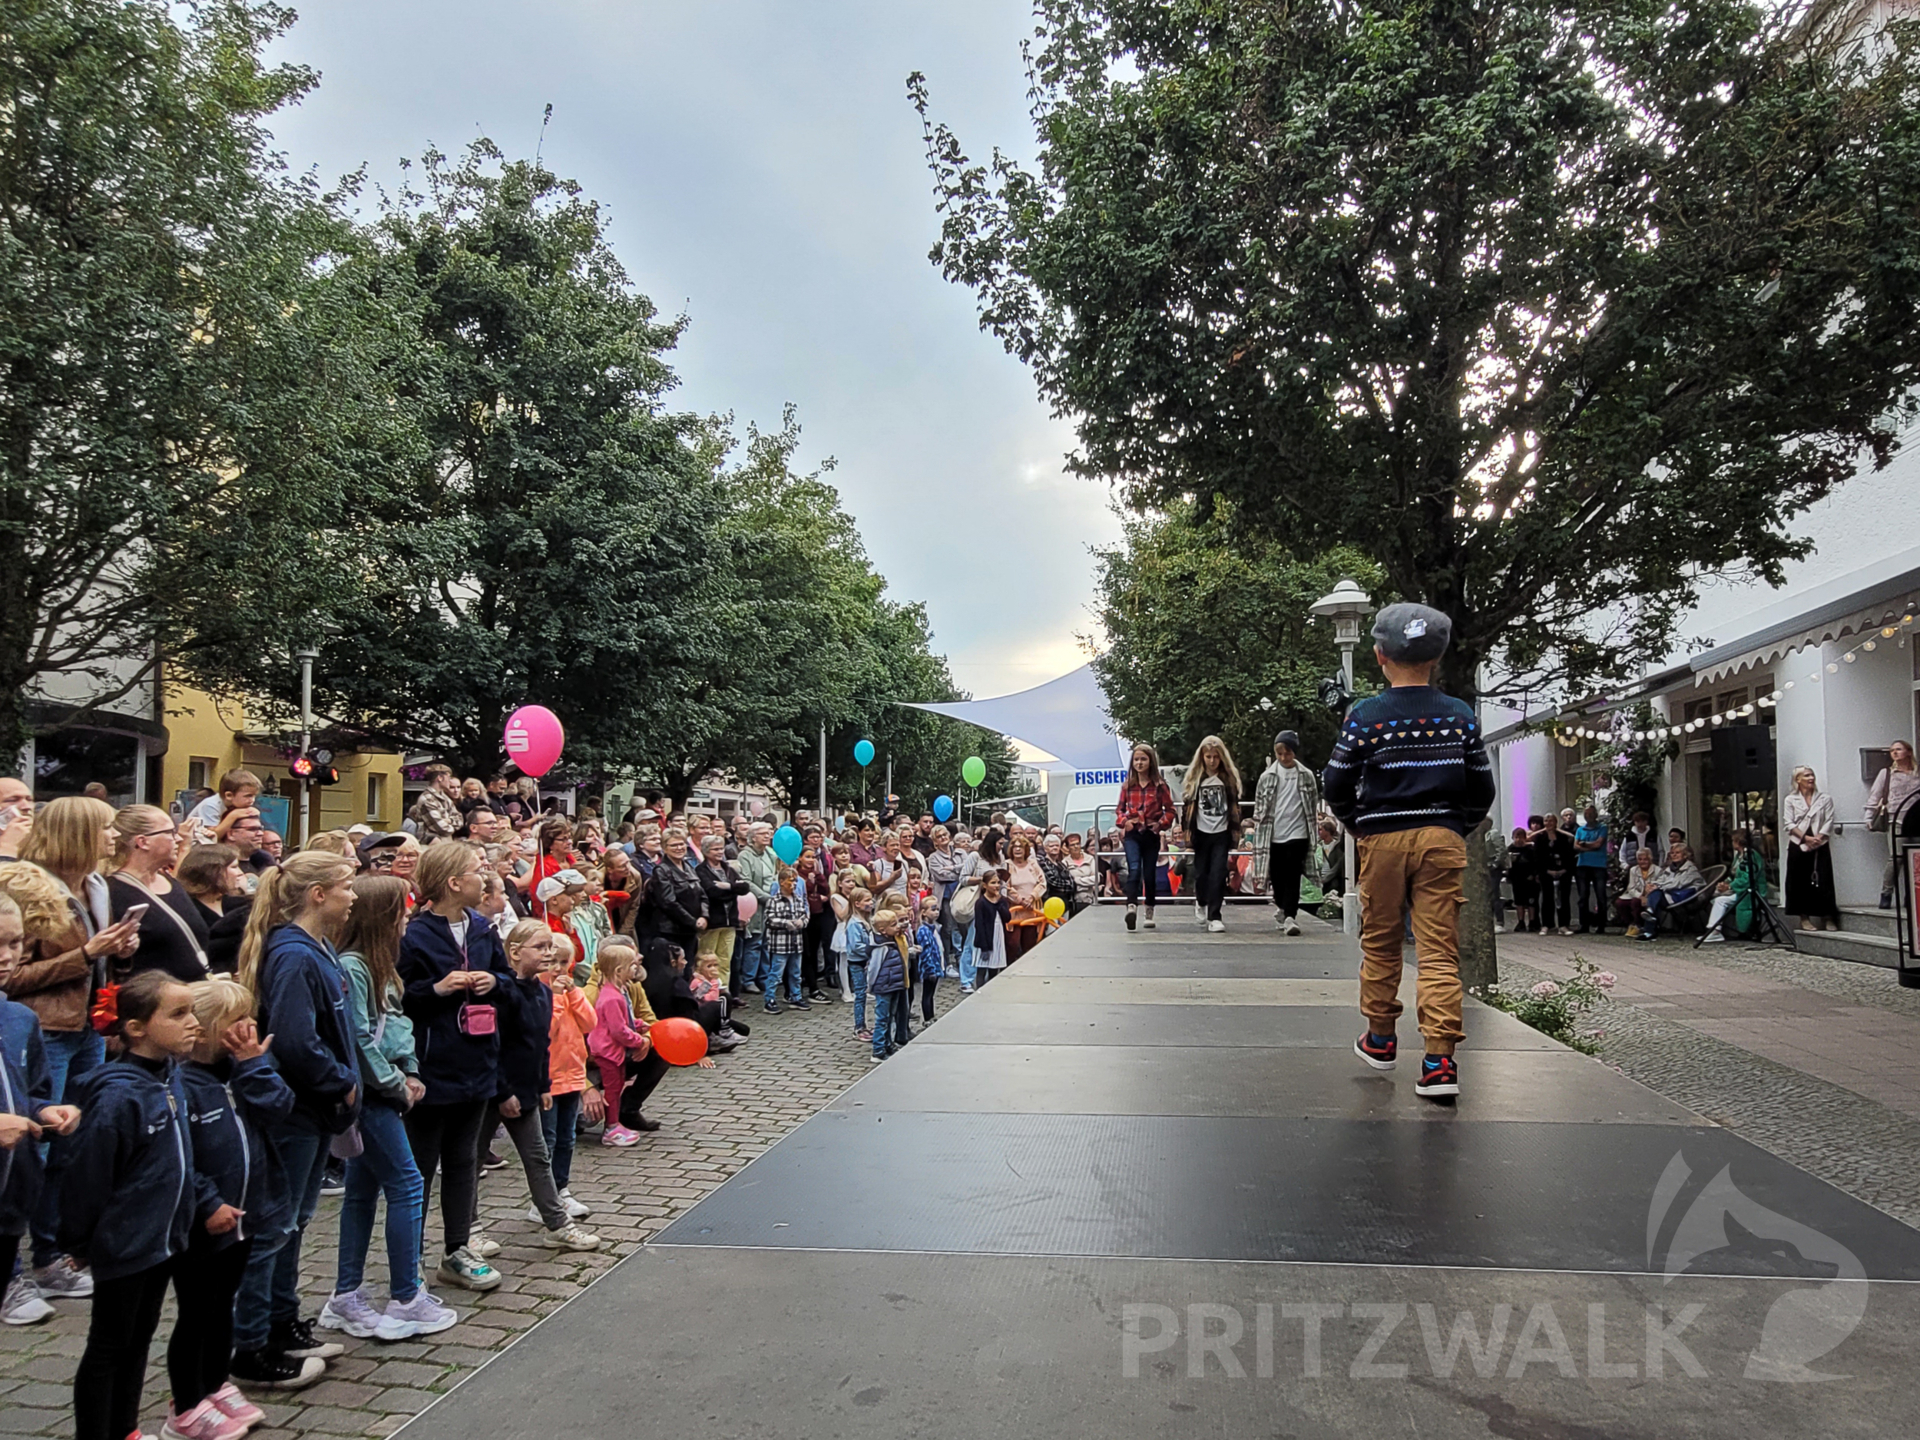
[913,899,943,1024]
[867,911,910,1059]
[177,976,296,1433]
[57,971,239,1440]
[0,891,83,1322]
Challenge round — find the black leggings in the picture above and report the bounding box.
[405,1098,491,1256]
[920,973,938,1023]
[169,1236,251,1410]
[1191,830,1232,921]
[76,1259,175,1440]
[1268,838,1311,918]
[802,908,834,992]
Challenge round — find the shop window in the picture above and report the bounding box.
[366,773,385,822]
[33,728,138,804]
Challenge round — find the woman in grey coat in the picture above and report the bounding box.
[1251,730,1322,935]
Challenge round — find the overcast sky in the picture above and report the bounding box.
[263,0,1119,701]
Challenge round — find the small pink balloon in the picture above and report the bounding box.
[503,705,565,778]
[736,892,758,923]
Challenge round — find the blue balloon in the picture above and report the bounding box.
[932,794,954,823]
[853,738,875,767]
[772,824,804,865]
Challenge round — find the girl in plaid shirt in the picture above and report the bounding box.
[1117,743,1175,931]
[762,865,808,1013]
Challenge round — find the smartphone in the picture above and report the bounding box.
[0,807,16,832]
[121,903,150,926]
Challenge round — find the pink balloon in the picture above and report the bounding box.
[736,892,759,922]
[503,705,565,778]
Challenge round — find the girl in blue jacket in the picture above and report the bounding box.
[59,970,240,1440]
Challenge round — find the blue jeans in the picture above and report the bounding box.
[1643,886,1697,932]
[335,1101,423,1303]
[1123,832,1162,908]
[30,1027,106,1267]
[762,944,801,1004]
[541,1091,582,1191]
[234,1127,327,1350]
[738,933,768,991]
[848,961,868,1030]
[872,991,906,1056]
[955,923,976,988]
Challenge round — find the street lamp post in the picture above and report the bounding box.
[1310,578,1373,937]
[294,646,319,846]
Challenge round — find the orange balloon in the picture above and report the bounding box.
[649,1016,708,1066]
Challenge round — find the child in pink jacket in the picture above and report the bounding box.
[587,944,650,1148]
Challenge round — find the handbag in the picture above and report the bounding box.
[1868,804,1889,833]
[950,880,980,928]
[458,1002,497,1036]
[329,1122,363,1159]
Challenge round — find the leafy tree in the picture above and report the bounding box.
[1092,501,1382,771]
[0,0,388,759]
[913,0,1920,701]
[272,144,724,780]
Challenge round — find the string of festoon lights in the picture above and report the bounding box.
[1551,609,1917,748]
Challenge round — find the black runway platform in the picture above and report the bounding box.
[400,908,1920,1439]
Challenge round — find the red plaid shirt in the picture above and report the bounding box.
[1117,778,1176,834]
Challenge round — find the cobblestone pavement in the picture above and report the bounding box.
[0,979,962,1440]
[1496,928,1920,1228]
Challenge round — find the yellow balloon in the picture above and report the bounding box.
[1042,896,1066,922]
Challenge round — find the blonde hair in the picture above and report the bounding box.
[19,796,114,883]
[415,840,480,905]
[304,829,355,857]
[504,919,550,960]
[1791,765,1817,789]
[109,804,174,865]
[1183,734,1244,799]
[236,852,357,995]
[0,860,75,941]
[593,941,634,987]
[189,977,255,1061]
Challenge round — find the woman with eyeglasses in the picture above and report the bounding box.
[105,805,212,982]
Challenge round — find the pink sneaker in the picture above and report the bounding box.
[600,1125,640,1147]
[162,1400,250,1440]
[208,1386,265,1430]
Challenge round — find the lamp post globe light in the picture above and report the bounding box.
[1309,578,1373,937]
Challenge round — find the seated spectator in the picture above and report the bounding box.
[1703,828,1767,944]
[1638,843,1706,941]
[186,769,261,836]
[1614,847,1659,936]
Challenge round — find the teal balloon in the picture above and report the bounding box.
[853,739,875,767]
[932,794,954,822]
[772,825,804,865]
[961,755,987,788]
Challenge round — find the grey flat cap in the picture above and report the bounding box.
[1371,602,1452,664]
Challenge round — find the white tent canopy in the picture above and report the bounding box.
[902,662,1128,782]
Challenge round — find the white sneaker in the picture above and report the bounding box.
[317,1286,385,1338]
[1194,902,1204,924]
[559,1190,591,1218]
[1142,913,1156,929]
[1206,919,1225,933]
[538,1221,601,1251]
[1282,916,1301,936]
[437,1246,503,1291]
[2,1274,53,1325]
[31,1257,92,1298]
[1273,912,1287,928]
[1558,927,1574,936]
[380,1290,459,1339]
[1492,923,1506,933]
[1702,931,1725,944]
[467,1232,502,1259]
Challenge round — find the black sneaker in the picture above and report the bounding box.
[792,998,812,1010]
[1353,1032,1398,1071]
[808,989,828,1001]
[270,1317,345,1360]
[763,1001,782,1014]
[627,1114,661,1132]
[319,1161,346,1197]
[1125,908,1137,931]
[230,1347,324,1390]
[1415,1054,1460,1100]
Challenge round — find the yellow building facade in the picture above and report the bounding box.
[161,685,406,843]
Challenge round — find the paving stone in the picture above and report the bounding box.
[362,1360,447,1389]
[301,1380,383,1409]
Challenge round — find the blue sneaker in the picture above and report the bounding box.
[1416,1054,1460,1099]
[1354,1032,1397,1070]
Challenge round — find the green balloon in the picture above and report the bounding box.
[961,755,987,788]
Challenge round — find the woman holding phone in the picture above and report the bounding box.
[105,806,211,981]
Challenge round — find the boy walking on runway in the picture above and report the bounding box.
[1321,603,1495,1100]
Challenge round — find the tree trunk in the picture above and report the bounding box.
[1458,817,1499,994]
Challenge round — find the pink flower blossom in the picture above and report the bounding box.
[1529,980,1562,999]
[1594,971,1616,991]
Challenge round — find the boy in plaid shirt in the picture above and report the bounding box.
[761,865,809,1013]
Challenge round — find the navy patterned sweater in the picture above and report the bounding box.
[1321,686,1495,837]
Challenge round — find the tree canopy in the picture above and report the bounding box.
[1091,501,1381,771]
[913,0,1920,700]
